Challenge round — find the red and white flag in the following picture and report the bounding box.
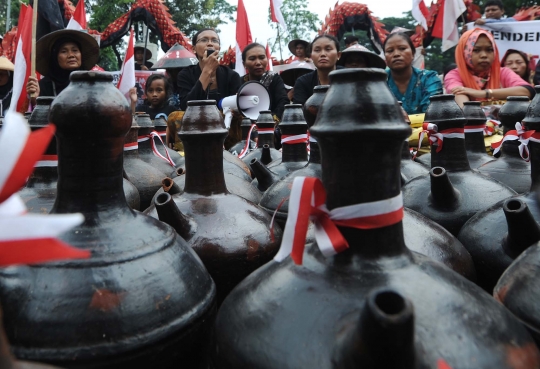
[0,111,90,266]
[11,5,33,113]
[15,3,28,45]
[412,0,429,30]
[270,0,287,31]
[66,0,87,30]
[266,43,273,71]
[117,28,135,100]
[235,0,253,74]
[433,0,467,51]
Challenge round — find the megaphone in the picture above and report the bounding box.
[218,81,271,128]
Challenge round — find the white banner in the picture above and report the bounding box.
[466,20,540,60]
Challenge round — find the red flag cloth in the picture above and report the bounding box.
[235,0,253,74]
[270,0,287,30]
[432,0,445,38]
[118,28,135,98]
[12,5,33,113]
[438,359,453,369]
[66,0,87,30]
[412,0,429,30]
[15,4,28,44]
[266,43,273,71]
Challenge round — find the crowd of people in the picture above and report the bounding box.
[13,0,537,139]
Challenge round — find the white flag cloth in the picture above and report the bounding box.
[412,0,429,31]
[442,0,467,51]
[270,0,287,31]
[117,29,135,99]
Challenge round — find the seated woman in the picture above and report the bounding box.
[241,42,288,120]
[338,44,386,69]
[384,32,442,114]
[0,57,14,114]
[445,29,534,107]
[293,34,341,106]
[501,49,532,85]
[26,29,99,104]
[177,28,241,111]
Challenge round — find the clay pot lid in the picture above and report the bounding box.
[462,101,487,126]
[255,110,275,129]
[500,96,531,128]
[180,100,227,136]
[135,113,153,128]
[152,43,198,69]
[279,104,308,127]
[423,94,466,129]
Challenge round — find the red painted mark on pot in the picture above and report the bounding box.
[89,288,126,312]
[437,359,452,369]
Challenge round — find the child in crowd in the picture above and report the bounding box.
[130,74,177,119]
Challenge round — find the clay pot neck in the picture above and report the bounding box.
[464,120,489,154]
[401,140,411,159]
[257,130,275,147]
[529,142,540,190]
[309,140,321,164]
[183,134,228,195]
[430,137,471,171]
[281,142,308,162]
[124,126,139,156]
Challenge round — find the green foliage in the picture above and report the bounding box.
[267,0,320,58]
[0,0,23,34]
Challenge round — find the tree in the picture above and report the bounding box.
[268,0,320,59]
[0,0,22,33]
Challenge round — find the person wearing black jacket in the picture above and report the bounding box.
[241,43,288,120]
[177,28,241,111]
[293,34,342,106]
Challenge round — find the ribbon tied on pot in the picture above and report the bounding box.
[415,122,465,159]
[238,123,256,159]
[138,131,176,167]
[0,111,90,266]
[274,176,404,265]
[464,122,494,136]
[491,122,535,161]
[281,134,308,145]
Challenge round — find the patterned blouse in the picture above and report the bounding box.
[386,67,443,115]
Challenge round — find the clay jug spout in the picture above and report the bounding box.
[429,167,460,209]
[162,177,182,196]
[502,199,540,258]
[334,288,416,369]
[154,192,196,240]
[250,158,281,192]
[260,144,272,165]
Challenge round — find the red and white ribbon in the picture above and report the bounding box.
[123,142,138,151]
[491,122,534,161]
[464,123,495,136]
[238,124,256,159]
[274,177,404,265]
[257,127,274,135]
[281,133,308,145]
[415,122,464,159]
[138,131,176,167]
[488,119,501,127]
[34,154,58,167]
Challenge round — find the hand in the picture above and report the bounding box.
[140,65,149,71]
[199,50,220,75]
[26,76,40,96]
[128,87,138,104]
[451,86,485,99]
[474,18,486,25]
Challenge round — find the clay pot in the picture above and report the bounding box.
[241,110,282,166]
[19,97,140,212]
[494,241,540,345]
[478,96,531,193]
[0,72,216,368]
[153,115,185,168]
[145,100,282,303]
[265,104,309,177]
[228,117,256,156]
[459,90,540,291]
[123,117,169,210]
[211,69,538,369]
[303,85,329,127]
[402,95,516,236]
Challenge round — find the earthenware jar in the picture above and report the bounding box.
[462,101,494,168]
[211,69,538,369]
[241,110,282,166]
[478,96,531,193]
[145,100,282,303]
[402,95,516,236]
[0,72,216,368]
[19,97,140,211]
[459,90,540,291]
[152,114,185,167]
[123,117,167,210]
[228,118,256,156]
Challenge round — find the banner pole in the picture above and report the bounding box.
[31,0,38,97]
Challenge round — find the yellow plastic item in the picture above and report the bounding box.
[408,126,429,147]
[408,113,425,128]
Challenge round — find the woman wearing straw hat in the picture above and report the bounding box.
[26,29,99,104]
[134,43,154,70]
[0,56,14,114]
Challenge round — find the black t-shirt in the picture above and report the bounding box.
[135,103,177,120]
[293,66,344,105]
[135,61,154,70]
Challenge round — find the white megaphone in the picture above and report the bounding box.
[218,81,271,128]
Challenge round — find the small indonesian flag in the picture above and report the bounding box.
[412,0,429,30]
[66,0,87,30]
[11,5,33,113]
[266,43,273,71]
[118,28,135,100]
[235,0,253,75]
[270,0,287,31]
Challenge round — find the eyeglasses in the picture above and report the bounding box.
[196,37,220,45]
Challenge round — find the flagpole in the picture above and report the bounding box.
[142,23,149,67]
[277,26,283,62]
[31,0,38,98]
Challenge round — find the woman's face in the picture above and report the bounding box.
[384,36,413,72]
[0,70,9,86]
[505,53,527,78]
[344,54,367,68]
[295,44,306,58]
[194,30,221,59]
[471,35,494,73]
[311,37,339,70]
[244,46,267,78]
[57,42,82,70]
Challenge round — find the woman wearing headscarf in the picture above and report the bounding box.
[26,29,100,105]
[445,28,533,107]
[0,56,14,114]
[501,49,532,84]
